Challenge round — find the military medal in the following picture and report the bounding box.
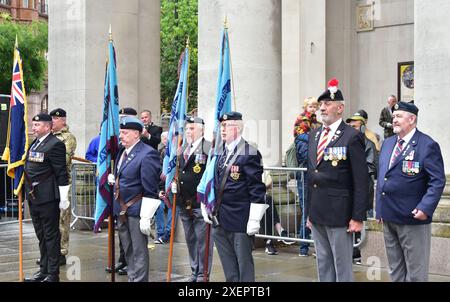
[342,147,347,160]
[332,160,338,167]
[337,147,343,160]
[193,164,201,174]
[230,165,240,181]
[323,148,329,161]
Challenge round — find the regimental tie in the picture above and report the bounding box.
[316,127,331,164]
[389,139,405,168]
[183,144,191,162]
[218,146,228,174]
[118,151,128,170]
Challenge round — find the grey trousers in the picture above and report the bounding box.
[383,222,431,282]
[179,208,214,281]
[118,216,149,282]
[212,226,254,282]
[311,223,354,282]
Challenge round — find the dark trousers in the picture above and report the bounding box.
[29,201,61,276]
[262,195,280,236]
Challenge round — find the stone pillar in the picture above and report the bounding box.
[282,0,326,157]
[415,0,450,174]
[198,0,281,165]
[48,0,160,156]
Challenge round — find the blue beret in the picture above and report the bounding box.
[219,111,243,122]
[49,108,67,117]
[119,107,137,116]
[120,116,144,132]
[32,113,52,122]
[393,101,419,116]
[187,116,205,125]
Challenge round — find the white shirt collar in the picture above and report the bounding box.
[399,128,416,146]
[225,136,242,153]
[321,118,342,145]
[189,137,203,156]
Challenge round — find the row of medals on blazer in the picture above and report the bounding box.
[323,146,347,167]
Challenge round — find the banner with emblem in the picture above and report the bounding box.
[197,24,233,214]
[163,46,190,206]
[93,32,120,233]
[1,36,29,195]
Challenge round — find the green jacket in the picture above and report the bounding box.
[53,126,77,172]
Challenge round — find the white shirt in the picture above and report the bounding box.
[320,118,343,146]
[225,136,243,162]
[32,132,51,150]
[389,127,416,164]
[118,140,140,170]
[188,137,203,157]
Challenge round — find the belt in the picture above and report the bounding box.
[24,170,53,201]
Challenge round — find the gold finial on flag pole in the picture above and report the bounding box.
[109,24,113,42]
[224,15,228,29]
[186,36,190,48]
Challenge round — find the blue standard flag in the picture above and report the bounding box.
[162,47,190,205]
[197,26,233,214]
[2,37,29,195]
[93,36,120,233]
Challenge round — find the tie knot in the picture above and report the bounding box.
[324,127,331,133]
[398,139,404,145]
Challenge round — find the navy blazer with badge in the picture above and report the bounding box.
[376,130,445,225]
[178,138,211,210]
[307,121,369,227]
[113,141,160,217]
[25,134,69,205]
[214,139,266,233]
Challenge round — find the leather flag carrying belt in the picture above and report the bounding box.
[115,178,143,223]
[24,170,53,200]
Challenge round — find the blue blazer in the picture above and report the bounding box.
[113,141,161,217]
[376,130,445,224]
[214,139,266,233]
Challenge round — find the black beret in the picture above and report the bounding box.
[119,107,137,116]
[318,78,344,102]
[219,111,243,122]
[120,116,144,132]
[32,113,52,122]
[49,108,67,117]
[186,116,205,125]
[393,101,419,116]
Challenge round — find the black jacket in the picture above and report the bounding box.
[141,123,163,150]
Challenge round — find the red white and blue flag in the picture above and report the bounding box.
[2,37,29,195]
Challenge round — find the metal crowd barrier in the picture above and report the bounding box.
[256,166,366,248]
[0,164,22,225]
[70,162,97,230]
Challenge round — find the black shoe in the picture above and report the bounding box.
[59,255,66,266]
[41,274,59,282]
[187,275,197,282]
[265,244,279,255]
[105,262,126,273]
[36,259,40,266]
[118,266,128,275]
[24,271,47,282]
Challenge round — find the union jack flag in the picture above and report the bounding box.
[1,36,29,195]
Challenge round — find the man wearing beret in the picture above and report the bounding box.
[108,116,161,282]
[119,107,138,118]
[306,79,369,282]
[24,114,70,282]
[204,111,267,282]
[376,102,445,282]
[49,108,77,266]
[173,116,213,282]
[140,110,163,150]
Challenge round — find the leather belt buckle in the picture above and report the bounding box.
[119,210,126,216]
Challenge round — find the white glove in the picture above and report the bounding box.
[246,203,269,235]
[139,197,161,236]
[171,182,177,194]
[107,174,115,185]
[201,203,212,225]
[58,185,70,210]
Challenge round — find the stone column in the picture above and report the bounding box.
[415,0,450,174]
[198,0,281,165]
[48,0,160,156]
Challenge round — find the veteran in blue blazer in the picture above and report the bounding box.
[206,111,267,282]
[110,117,161,282]
[376,101,445,282]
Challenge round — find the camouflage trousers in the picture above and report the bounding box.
[60,199,71,256]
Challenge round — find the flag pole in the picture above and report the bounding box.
[224,17,237,111]
[108,24,115,282]
[18,189,24,281]
[167,38,190,282]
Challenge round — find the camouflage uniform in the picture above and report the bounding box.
[54,126,77,257]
